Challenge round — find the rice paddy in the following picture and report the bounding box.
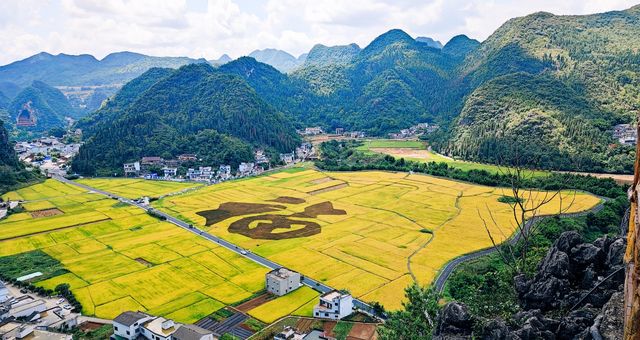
[0,179,267,322]
[75,178,203,199]
[0,169,601,320]
[154,168,601,310]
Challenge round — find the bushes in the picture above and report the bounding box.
[55,283,83,312]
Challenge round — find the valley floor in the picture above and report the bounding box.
[0,168,601,324]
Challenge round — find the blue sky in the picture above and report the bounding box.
[0,0,637,66]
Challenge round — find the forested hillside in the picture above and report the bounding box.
[7,81,75,138]
[291,29,477,135]
[0,120,40,194]
[72,63,300,176]
[438,5,640,172]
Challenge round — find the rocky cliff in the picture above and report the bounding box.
[435,231,626,339]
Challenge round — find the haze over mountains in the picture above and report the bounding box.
[1,4,639,176]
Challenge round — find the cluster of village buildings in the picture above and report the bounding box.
[0,280,79,340]
[299,127,366,139]
[388,122,439,139]
[124,144,319,183]
[13,136,81,176]
[613,123,638,145]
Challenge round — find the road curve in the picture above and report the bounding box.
[54,176,379,318]
[432,199,607,293]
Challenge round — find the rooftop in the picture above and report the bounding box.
[321,290,345,301]
[172,324,213,340]
[113,311,150,327]
[268,268,299,279]
[143,317,178,336]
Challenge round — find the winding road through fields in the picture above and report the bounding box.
[432,198,607,293]
[53,176,380,318]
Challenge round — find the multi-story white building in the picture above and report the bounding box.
[238,162,255,176]
[123,162,141,177]
[266,268,301,296]
[112,311,154,340]
[312,290,353,320]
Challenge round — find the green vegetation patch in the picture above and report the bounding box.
[333,321,354,340]
[0,250,67,281]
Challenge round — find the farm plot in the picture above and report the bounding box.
[0,179,266,322]
[154,169,601,310]
[75,178,202,199]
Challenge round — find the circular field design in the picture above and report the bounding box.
[229,214,322,240]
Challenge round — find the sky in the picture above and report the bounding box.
[0,0,638,66]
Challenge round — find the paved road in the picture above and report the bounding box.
[54,176,378,318]
[432,199,607,293]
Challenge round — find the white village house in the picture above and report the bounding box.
[112,311,154,340]
[312,290,353,320]
[265,268,301,296]
[111,311,214,340]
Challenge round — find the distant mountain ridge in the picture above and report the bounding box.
[0,51,206,88]
[248,48,307,73]
[415,36,443,49]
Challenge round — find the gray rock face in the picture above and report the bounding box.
[598,292,624,339]
[437,232,627,339]
[435,302,474,338]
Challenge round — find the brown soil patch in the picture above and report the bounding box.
[236,293,273,312]
[310,177,332,185]
[197,202,286,226]
[292,202,346,218]
[229,214,322,240]
[268,196,306,204]
[30,208,63,218]
[323,321,337,337]
[348,323,378,340]
[295,319,315,333]
[78,321,106,331]
[308,183,348,195]
[135,257,153,267]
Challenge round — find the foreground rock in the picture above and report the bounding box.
[435,231,626,339]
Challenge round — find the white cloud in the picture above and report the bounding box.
[0,0,637,65]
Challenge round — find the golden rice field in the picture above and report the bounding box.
[75,178,203,199]
[247,286,319,323]
[0,180,267,322]
[154,168,601,310]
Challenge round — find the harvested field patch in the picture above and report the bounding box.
[229,214,321,240]
[30,208,63,218]
[268,196,306,204]
[310,177,332,185]
[348,323,378,340]
[236,293,273,312]
[291,202,346,218]
[308,183,348,195]
[197,202,286,226]
[135,258,153,267]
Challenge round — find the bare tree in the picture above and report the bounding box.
[478,141,578,275]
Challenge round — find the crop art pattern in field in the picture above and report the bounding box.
[197,199,346,239]
[0,180,266,322]
[155,169,602,311]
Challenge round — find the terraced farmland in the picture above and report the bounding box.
[154,168,601,310]
[0,180,266,322]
